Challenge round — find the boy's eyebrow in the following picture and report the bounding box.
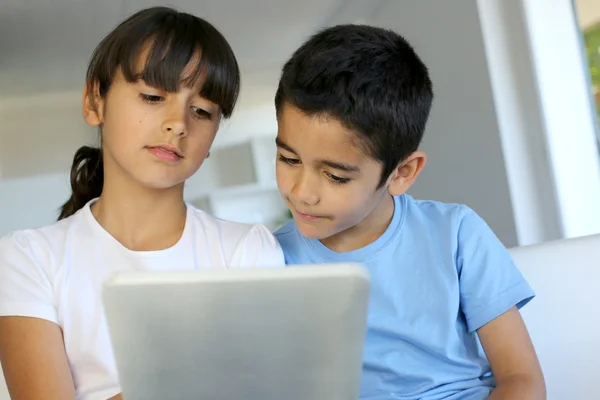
[320,160,361,173]
[276,137,360,173]
[275,137,297,154]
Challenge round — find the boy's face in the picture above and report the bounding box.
[276,104,396,246]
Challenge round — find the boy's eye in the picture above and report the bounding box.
[191,107,213,120]
[140,93,164,103]
[325,172,351,185]
[278,154,300,165]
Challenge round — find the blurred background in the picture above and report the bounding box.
[1,0,600,248]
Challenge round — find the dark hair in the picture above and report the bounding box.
[59,6,240,220]
[274,24,433,187]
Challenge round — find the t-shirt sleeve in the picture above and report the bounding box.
[0,232,58,324]
[230,224,286,268]
[456,207,534,333]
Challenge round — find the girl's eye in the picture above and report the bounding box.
[140,93,164,103]
[325,172,351,185]
[191,107,213,120]
[278,154,300,165]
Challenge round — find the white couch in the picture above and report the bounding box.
[0,234,598,400]
[0,366,6,400]
[509,233,600,400]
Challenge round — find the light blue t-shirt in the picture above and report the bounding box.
[274,195,534,400]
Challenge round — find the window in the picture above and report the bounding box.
[583,23,600,124]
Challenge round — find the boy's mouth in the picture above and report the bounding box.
[293,208,322,222]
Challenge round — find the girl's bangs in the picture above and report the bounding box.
[90,8,240,117]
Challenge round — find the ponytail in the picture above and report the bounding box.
[58,146,104,220]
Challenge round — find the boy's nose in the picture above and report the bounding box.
[292,192,319,207]
[291,173,319,206]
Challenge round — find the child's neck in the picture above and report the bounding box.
[92,179,187,252]
[320,194,395,253]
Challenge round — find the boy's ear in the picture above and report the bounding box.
[386,151,427,196]
[82,82,105,127]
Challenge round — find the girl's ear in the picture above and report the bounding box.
[82,82,105,127]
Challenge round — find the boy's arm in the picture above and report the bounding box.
[478,306,546,400]
[454,206,544,398]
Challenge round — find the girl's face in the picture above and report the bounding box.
[83,55,221,192]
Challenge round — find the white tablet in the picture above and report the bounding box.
[102,264,370,400]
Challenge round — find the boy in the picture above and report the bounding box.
[273,25,546,399]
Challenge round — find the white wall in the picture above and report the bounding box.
[477,0,564,245]
[0,92,94,180]
[0,94,84,235]
[0,173,70,235]
[366,0,600,247]
[520,0,600,240]
[369,0,521,246]
[477,0,600,244]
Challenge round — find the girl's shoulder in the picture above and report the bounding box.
[0,210,84,265]
[186,204,274,243]
[185,205,284,268]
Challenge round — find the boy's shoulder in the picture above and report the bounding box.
[404,195,492,239]
[406,195,473,221]
[273,195,483,240]
[274,195,473,237]
[273,219,303,248]
[273,218,297,237]
[273,195,487,264]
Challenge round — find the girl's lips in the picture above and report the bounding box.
[147,146,183,163]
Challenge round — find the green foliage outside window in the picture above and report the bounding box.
[584,22,600,123]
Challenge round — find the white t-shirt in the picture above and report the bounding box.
[0,200,285,400]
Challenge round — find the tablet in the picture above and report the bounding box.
[103,264,370,400]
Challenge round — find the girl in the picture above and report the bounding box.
[0,7,284,400]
